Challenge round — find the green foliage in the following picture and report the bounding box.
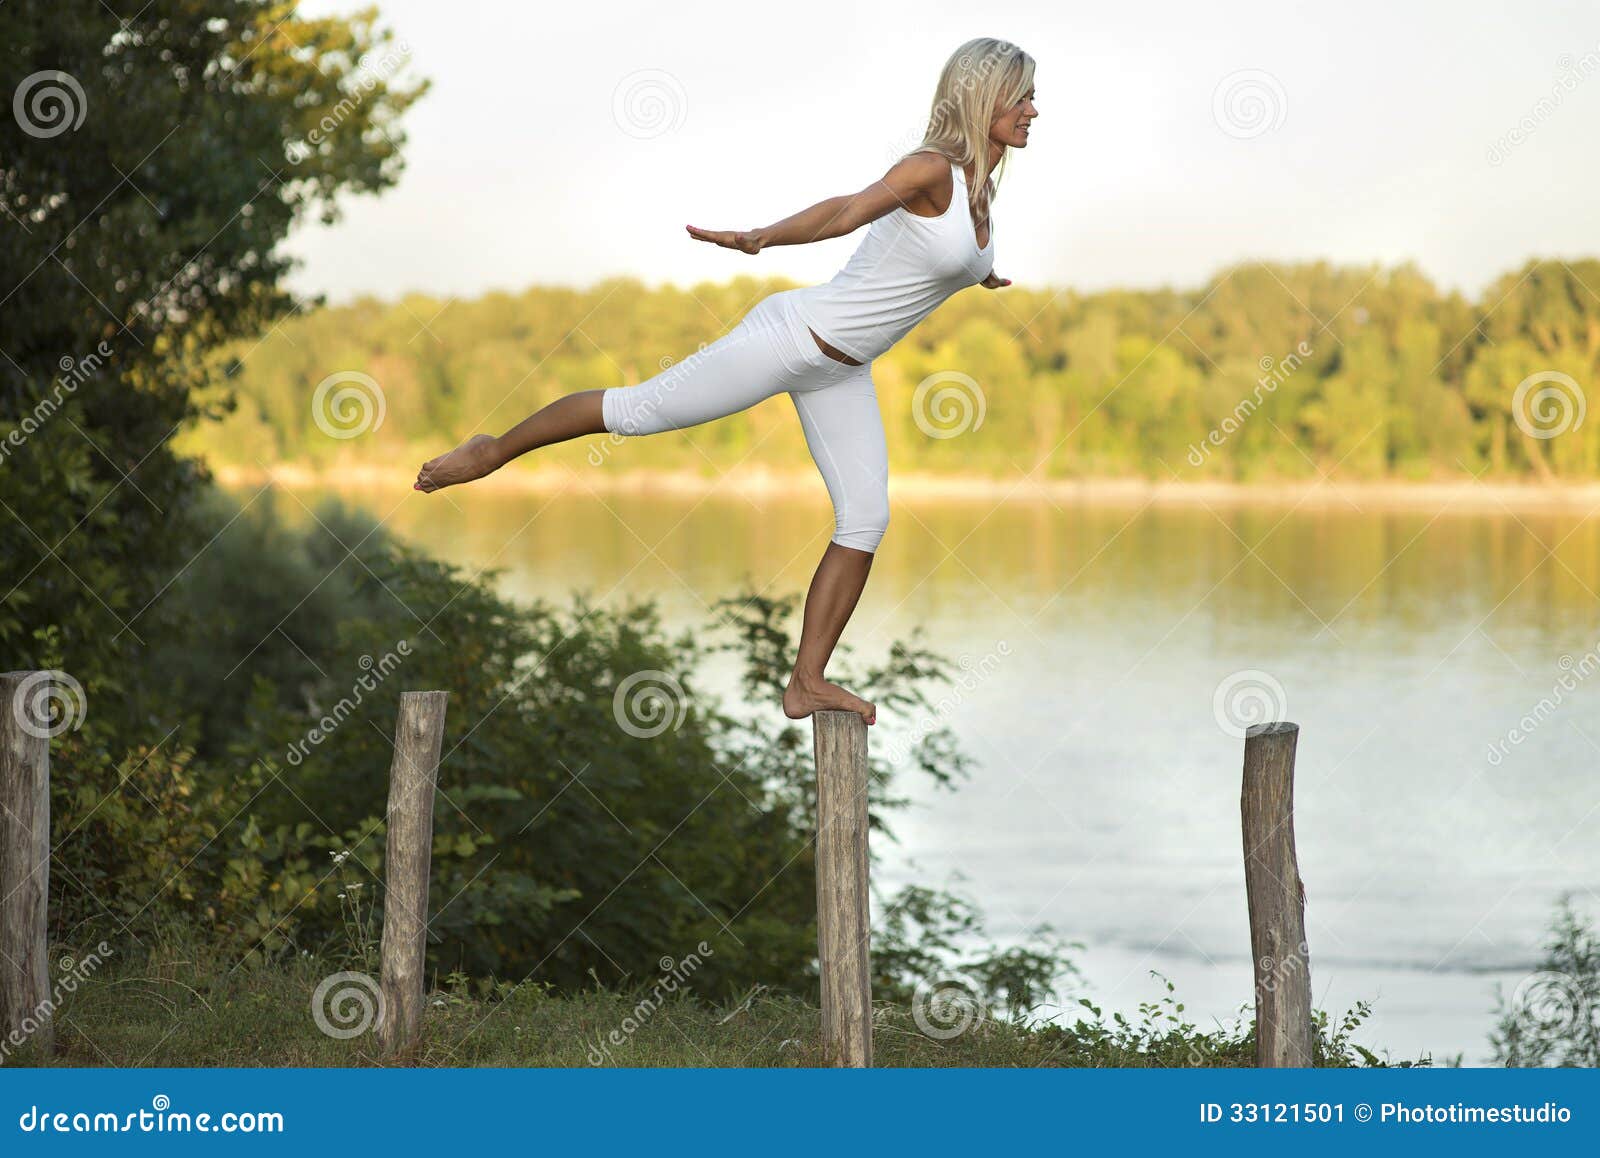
[45,486,1066,1002]
[0,0,433,1001]
[186,260,1600,484]
[872,883,1076,1019]
[30,932,1406,1068]
[1048,976,1428,1068]
[1490,896,1600,1067]
[1,0,425,751]
[0,0,1076,1013]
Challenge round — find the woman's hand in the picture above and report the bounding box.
[686,225,765,254]
[981,271,1012,289]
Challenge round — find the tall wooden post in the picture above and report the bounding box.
[812,710,872,1067]
[377,690,448,1056]
[1,672,53,1057]
[1241,720,1314,1067]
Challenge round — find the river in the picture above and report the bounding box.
[246,475,1600,1064]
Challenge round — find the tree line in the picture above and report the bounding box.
[193,258,1600,483]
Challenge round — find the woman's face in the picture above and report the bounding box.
[989,85,1038,149]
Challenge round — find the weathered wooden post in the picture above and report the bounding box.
[1241,720,1314,1067]
[812,709,872,1067]
[1,672,53,1057]
[376,690,449,1056]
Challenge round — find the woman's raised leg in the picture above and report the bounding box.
[415,304,781,493]
[415,391,605,491]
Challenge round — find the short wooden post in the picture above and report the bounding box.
[376,690,448,1056]
[812,710,872,1068]
[1,672,53,1057]
[1241,720,1314,1067]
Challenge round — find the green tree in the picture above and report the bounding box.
[1,0,424,941]
[1,0,425,714]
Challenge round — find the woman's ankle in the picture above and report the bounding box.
[484,434,512,469]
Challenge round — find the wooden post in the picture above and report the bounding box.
[1241,720,1313,1067]
[376,690,448,1056]
[812,710,872,1068]
[1,672,53,1057]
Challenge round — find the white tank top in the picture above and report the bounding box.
[790,160,994,363]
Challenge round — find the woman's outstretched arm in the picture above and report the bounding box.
[686,151,950,253]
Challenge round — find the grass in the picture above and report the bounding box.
[9,937,1423,1068]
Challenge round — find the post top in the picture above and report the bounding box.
[812,710,868,726]
[1245,720,1299,737]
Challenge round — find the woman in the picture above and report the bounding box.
[416,38,1037,727]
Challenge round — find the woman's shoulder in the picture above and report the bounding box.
[893,149,955,185]
[885,150,957,217]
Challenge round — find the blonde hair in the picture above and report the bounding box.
[906,38,1035,223]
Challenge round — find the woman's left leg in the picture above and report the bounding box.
[782,368,890,725]
[415,297,785,491]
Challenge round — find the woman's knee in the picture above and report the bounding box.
[601,384,665,436]
[831,491,890,553]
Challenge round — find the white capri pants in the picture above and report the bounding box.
[601,289,890,553]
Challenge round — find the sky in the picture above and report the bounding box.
[286,0,1600,305]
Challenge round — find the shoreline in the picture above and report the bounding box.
[210,462,1600,514]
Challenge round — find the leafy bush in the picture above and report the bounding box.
[46,489,1074,1006]
[1490,896,1600,1067]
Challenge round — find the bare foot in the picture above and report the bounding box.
[416,434,502,493]
[783,673,876,725]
